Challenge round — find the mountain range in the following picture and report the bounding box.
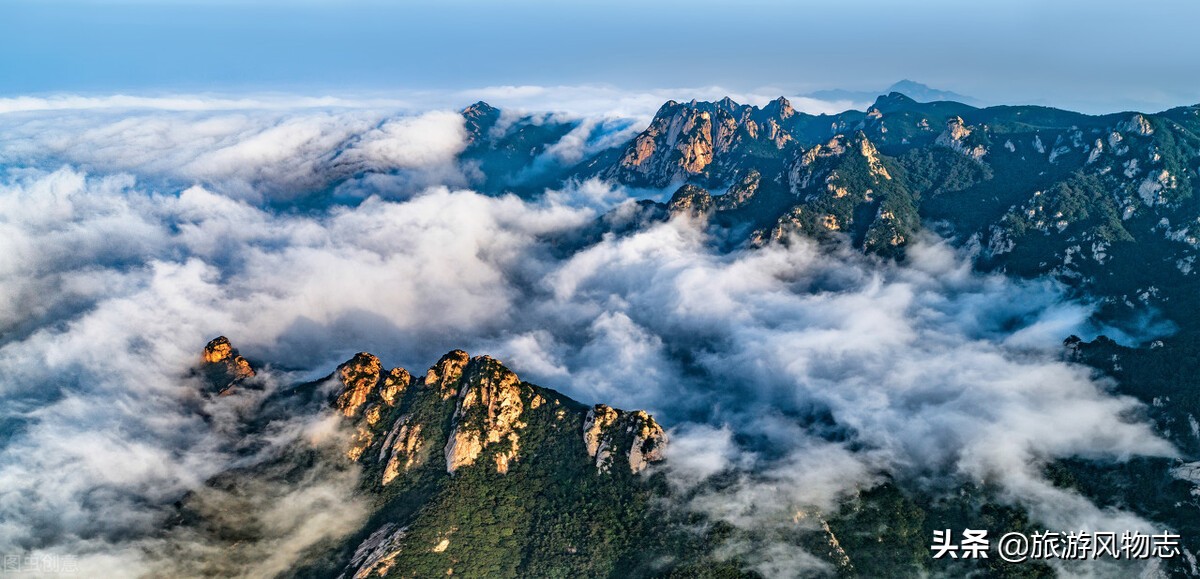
[188,89,1200,577]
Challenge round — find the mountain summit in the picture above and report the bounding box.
[807,79,982,105]
[184,339,686,577]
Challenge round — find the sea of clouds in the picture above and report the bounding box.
[0,93,1178,577]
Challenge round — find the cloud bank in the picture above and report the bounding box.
[0,99,1177,576]
[0,86,859,118]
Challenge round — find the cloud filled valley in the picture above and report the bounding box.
[0,99,1188,577]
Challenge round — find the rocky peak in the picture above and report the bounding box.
[461,101,502,143]
[789,134,851,192]
[667,184,714,218]
[462,100,498,118]
[424,349,469,399]
[583,405,618,458]
[935,117,987,160]
[332,352,413,418]
[444,355,529,474]
[761,96,796,121]
[331,352,416,461]
[943,116,971,140]
[614,102,716,184]
[325,347,668,483]
[870,92,919,114]
[715,96,739,115]
[582,404,667,474]
[335,352,383,418]
[610,97,802,186]
[379,367,411,406]
[1119,114,1155,137]
[200,336,254,394]
[202,336,238,365]
[627,410,667,473]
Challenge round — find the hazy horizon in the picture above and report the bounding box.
[5,0,1200,115]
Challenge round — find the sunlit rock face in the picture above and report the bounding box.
[380,416,422,485]
[610,96,800,187]
[324,347,667,483]
[444,356,527,474]
[335,352,383,418]
[327,352,418,462]
[200,336,255,395]
[934,116,987,160]
[1119,113,1155,137]
[583,404,667,474]
[424,349,469,400]
[318,342,672,577]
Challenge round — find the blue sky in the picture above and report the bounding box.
[4,0,1200,113]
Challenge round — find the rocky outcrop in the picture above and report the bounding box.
[335,353,383,418]
[788,135,850,193]
[610,96,800,187]
[1138,168,1177,206]
[788,133,892,194]
[627,410,668,473]
[380,367,411,406]
[583,404,619,463]
[713,169,762,211]
[328,352,417,462]
[348,524,407,579]
[444,356,528,474]
[582,404,667,474]
[424,350,469,400]
[323,347,668,482]
[750,206,807,247]
[858,137,891,180]
[934,116,987,160]
[666,184,714,218]
[1119,113,1154,137]
[200,336,255,395]
[461,101,501,144]
[617,102,715,183]
[380,416,422,485]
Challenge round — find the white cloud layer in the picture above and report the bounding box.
[0,99,1177,576]
[0,84,859,120]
